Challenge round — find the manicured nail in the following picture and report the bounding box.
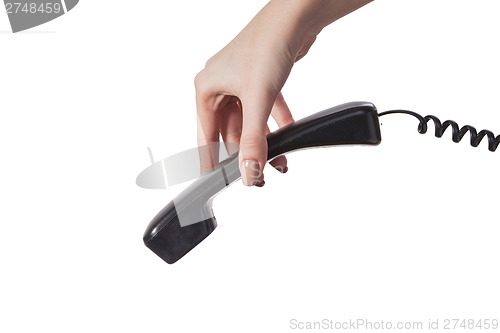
[242,160,260,186]
[255,180,265,187]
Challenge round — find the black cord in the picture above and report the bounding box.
[378,110,500,152]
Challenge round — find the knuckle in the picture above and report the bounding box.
[205,56,214,67]
[239,132,265,147]
[194,71,204,89]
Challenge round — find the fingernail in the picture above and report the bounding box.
[255,180,265,187]
[281,166,288,174]
[242,160,260,186]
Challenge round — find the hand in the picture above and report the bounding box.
[194,0,318,186]
[195,0,373,186]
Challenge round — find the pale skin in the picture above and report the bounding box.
[195,0,374,186]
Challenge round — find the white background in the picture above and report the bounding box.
[1,1,499,332]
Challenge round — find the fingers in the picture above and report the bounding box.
[196,81,223,175]
[196,71,294,187]
[270,92,295,127]
[269,155,288,173]
[196,114,219,176]
[219,98,242,156]
[268,92,294,173]
[238,92,274,186]
[266,125,288,173]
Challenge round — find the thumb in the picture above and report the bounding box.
[238,93,275,186]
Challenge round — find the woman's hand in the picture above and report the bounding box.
[195,0,373,186]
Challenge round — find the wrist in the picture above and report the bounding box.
[260,0,324,59]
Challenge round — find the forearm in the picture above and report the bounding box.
[293,0,374,34]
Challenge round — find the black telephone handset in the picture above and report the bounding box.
[143,102,381,264]
[143,101,499,264]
